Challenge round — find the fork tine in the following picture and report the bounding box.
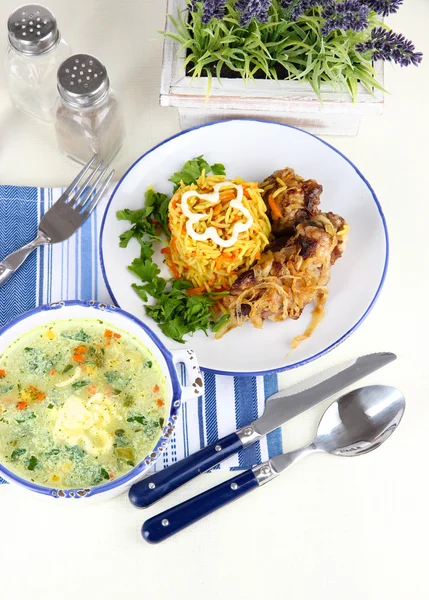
[69,158,104,207]
[84,170,115,216]
[78,163,111,212]
[62,155,97,198]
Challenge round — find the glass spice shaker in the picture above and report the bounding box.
[6,4,71,122]
[54,53,125,165]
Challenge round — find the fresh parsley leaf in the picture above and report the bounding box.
[211,163,226,176]
[169,156,226,192]
[26,456,39,471]
[128,258,160,283]
[63,364,74,374]
[139,241,154,262]
[71,380,90,390]
[119,228,136,248]
[47,403,54,409]
[145,188,171,238]
[131,284,148,303]
[172,279,193,291]
[144,361,152,369]
[116,208,146,223]
[159,318,191,344]
[11,448,26,460]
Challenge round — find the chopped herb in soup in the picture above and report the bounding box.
[0,319,168,489]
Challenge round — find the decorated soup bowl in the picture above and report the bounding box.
[0,300,203,500]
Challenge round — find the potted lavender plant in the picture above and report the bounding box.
[160,0,422,135]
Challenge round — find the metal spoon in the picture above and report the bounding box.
[142,385,405,543]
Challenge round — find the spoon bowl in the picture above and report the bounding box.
[315,385,405,457]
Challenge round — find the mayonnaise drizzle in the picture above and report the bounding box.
[181,182,253,248]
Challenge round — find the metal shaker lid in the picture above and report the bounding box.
[8,4,59,55]
[57,54,109,108]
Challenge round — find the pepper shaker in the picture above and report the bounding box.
[5,4,71,122]
[54,53,125,165]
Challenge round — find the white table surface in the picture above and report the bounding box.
[1,1,429,599]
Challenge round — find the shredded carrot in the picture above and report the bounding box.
[72,354,85,363]
[113,332,121,339]
[169,263,180,279]
[88,385,97,396]
[220,190,236,202]
[156,398,164,407]
[105,341,111,347]
[28,385,37,393]
[0,369,5,378]
[50,370,56,376]
[268,194,282,219]
[161,247,171,255]
[109,473,115,479]
[187,286,205,295]
[153,385,160,393]
[255,252,261,260]
[243,189,251,199]
[74,345,87,355]
[16,401,28,411]
[36,392,45,402]
[80,365,87,373]
[104,329,113,338]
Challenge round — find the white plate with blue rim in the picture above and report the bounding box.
[100,119,388,376]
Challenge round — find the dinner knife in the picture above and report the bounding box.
[129,352,396,508]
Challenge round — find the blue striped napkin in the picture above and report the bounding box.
[0,184,283,484]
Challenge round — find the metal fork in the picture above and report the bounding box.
[0,156,114,288]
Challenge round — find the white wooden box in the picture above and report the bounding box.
[160,0,384,136]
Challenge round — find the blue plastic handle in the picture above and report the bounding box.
[129,432,243,508]
[142,469,259,543]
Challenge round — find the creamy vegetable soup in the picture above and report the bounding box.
[0,319,168,488]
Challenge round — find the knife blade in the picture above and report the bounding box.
[129,352,396,508]
[250,352,396,441]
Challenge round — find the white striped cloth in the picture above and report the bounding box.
[0,185,283,484]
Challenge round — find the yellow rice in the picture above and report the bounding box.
[165,172,271,292]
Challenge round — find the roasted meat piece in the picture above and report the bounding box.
[260,167,323,236]
[220,212,349,346]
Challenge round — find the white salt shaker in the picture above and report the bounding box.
[54,53,125,165]
[6,4,71,122]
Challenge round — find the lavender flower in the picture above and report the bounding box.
[356,27,423,66]
[365,0,403,17]
[321,0,369,35]
[281,0,319,21]
[236,0,272,26]
[201,0,227,24]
